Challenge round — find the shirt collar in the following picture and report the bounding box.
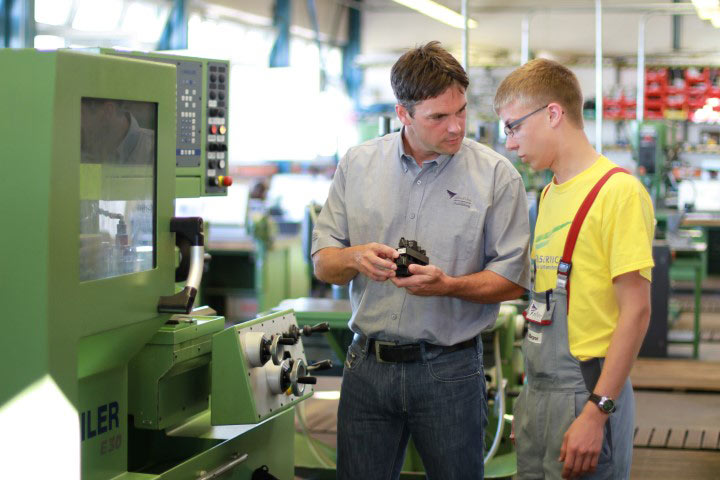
[396,127,455,174]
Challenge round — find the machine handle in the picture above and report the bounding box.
[196,453,248,480]
[297,376,317,385]
[302,322,330,336]
[158,217,205,314]
[307,359,333,371]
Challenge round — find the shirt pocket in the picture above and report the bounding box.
[422,206,482,262]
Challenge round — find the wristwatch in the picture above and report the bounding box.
[588,393,616,414]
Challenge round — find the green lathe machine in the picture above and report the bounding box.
[0,49,327,479]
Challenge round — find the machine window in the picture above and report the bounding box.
[79,98,157,281]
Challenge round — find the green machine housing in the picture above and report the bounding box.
[0,49,313,480]
[88,48,232,198]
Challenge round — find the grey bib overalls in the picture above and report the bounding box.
[515,169,635,479]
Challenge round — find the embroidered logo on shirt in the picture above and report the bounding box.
[447,189,470,207]
[453,196,472,208]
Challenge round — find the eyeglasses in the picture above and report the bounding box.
[503,104,548,137]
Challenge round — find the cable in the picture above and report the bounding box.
[484,331,506,465]
[295,399,336,469]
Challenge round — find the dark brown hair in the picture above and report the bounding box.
[391,41,469,116]
[494,58,584,128]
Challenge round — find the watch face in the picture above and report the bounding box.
[600,398,615,413]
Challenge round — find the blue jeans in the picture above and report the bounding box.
[337,335,488,480]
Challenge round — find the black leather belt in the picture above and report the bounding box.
[365,337,477,363]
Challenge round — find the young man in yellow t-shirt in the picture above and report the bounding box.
[495,59,655,479]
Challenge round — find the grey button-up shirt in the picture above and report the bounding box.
[311,131,531,345]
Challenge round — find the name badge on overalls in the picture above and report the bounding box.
[523,291,554,326]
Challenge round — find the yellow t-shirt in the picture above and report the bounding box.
[532,156,655,360]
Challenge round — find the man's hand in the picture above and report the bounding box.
[390,263,450,296]
[558,403,607,479]
[351,242,399,282]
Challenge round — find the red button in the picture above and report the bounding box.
[217,176,233,187]
[210,125,218,134]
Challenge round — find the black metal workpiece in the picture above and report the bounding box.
[395,237,429,277]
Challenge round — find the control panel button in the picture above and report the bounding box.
[210,73,217,82]
[209,125,218,135]
[219,125,227,135]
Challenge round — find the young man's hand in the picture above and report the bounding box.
[390,263,450,296]
[351,243,399,282]
[558,403,608,479]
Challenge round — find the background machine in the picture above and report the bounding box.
[0,49,325,479]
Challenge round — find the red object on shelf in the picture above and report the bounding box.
[644,103,664,119]
[646,68,668,83]
[623,109,637,120]
[709,86,720,97]
[666,95,686,108]
[621,97,636,108]
[687,84,708,95]
[685,67,710,84]
[645,98,664,109]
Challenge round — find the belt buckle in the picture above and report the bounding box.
[374,340,396,363]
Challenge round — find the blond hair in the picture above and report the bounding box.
[494,58,584,128]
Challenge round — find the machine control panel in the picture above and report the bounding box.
[205,61,230,194]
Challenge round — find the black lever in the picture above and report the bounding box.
[302,322,330,336]
[297,376,317,385]
[307,359,333,371]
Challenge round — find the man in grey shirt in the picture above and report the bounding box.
[312,41,530,480]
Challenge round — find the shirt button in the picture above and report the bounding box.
[391,314,398,320]
[417,180,422,185]
[410,213,415,219]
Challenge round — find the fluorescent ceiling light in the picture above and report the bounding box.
[391,0,477,29]
[692,0,720,22]
[72,0,124,32]
[712,13,720,27]
[34,35,65,50]
[120,2,170,43]
[34,0,73,26]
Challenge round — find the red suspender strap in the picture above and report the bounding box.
[555,167,629,303]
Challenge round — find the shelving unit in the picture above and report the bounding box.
[603,67,720,121]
